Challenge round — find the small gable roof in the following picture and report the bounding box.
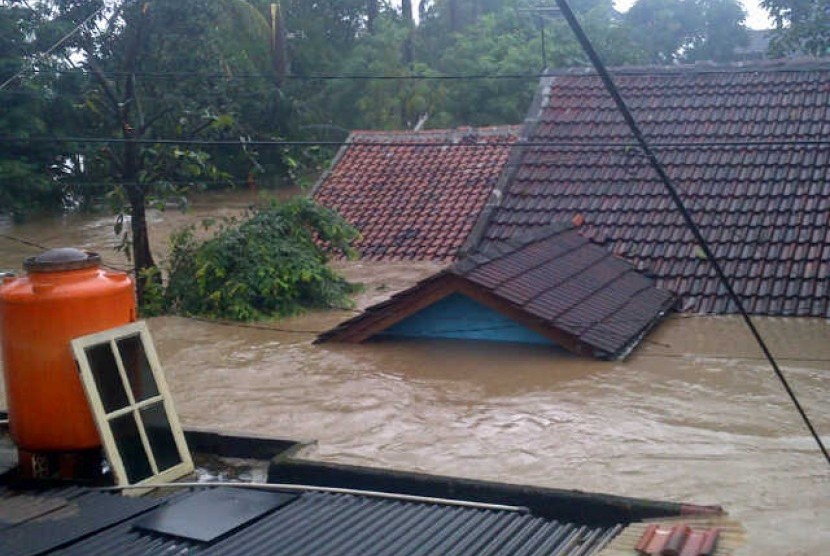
[313,126,518,261]
[479,60,830,317]
[317,224,676,360]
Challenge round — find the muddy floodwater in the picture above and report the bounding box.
[1,192,828,555]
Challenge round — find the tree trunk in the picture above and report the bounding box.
[121,66,155,307]
[270,2,288,87]
[401,0,414,66]
[449,0,459,32]
[366,0,378,33]
[401,0,413,23]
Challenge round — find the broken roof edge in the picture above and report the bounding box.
[306,132,355,198]
[602,288,678,361]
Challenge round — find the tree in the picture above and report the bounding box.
[684,0,749,62]
[0,1,77,217]
[60,0,275,304]
[157,197,359,320]
[624,0,749,63]
[328,19,446,129]
[624,0,704,63]
[762,0,830,56]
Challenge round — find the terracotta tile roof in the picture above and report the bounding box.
[313,126,518,261]
[480,61,830,316]
[598,515,746,556]
[318,224,676,360]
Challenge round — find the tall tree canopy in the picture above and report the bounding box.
[624,0,748,63]
[0,1,81,217]
[50,0,279,302]
[2,0,756,309]
[763,0,829,56]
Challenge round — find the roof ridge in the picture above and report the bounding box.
[453,222,575,273]
[348,125,521,142]
[542,57,830,77]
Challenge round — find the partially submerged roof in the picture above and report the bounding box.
[478,60,830,316]
[317,224,676,359]
[312,126,518,261]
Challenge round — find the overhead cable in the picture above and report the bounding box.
[0,5,105,91]
[2,136,829,149]
[20,61,830,81]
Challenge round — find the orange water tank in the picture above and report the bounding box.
[0,248,136,452]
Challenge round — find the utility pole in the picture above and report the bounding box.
[270,2,288,88]
[401,0,414,67]
[518,6,560,70]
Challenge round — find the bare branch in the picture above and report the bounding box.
[84,57,122,117]
[138,107,172,136]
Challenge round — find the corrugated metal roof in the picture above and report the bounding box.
[27,488,622,556]
[0,488,160,556]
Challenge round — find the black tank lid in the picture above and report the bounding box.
[24,248,101,273]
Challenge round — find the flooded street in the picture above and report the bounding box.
[1,192,828,555]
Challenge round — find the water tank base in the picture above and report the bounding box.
[16,448,105,482]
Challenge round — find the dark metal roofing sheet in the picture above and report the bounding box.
[0,490,160,556]
[42,489,619,556]
[0,486,84,530]
[133,487,298,542]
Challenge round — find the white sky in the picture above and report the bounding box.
[397,1,774,31]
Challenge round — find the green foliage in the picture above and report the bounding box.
[157,197,360,320]
[762,0,829,56]
[0,2,70,217]
[624,0,748,64]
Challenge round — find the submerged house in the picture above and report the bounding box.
[476,60,830,316]
[318,224,675,360]
[312,126,518,261]
[315,60,830,318]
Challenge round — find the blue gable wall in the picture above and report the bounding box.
[379,292,555,345]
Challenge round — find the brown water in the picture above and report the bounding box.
[1,192,828,555]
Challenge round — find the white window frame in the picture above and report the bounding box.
[71,321,193,495]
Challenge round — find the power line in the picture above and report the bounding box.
[554,0,830,467]
[19,61,830,81]
[2,136,830,149]
[0,4,105,91]
[0,233,132,272]
[26,68,543,80]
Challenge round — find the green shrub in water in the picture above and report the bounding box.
[154,197,360,320]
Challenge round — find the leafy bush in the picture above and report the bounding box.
[150,197,360,320]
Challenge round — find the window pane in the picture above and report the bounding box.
[117,334,159,402]
[141,402,182,472]
[85,344,129,413]
[110,413,153,483]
